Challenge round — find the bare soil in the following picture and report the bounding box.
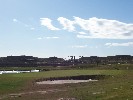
[0,75,106,100]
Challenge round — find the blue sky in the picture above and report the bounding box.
[0,0,133,58]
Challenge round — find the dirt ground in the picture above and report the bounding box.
[0,80,80,100]
[0,75,102,100]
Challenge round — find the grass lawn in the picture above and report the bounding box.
[0,69,133,100]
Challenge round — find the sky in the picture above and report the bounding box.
[0,0,133,58]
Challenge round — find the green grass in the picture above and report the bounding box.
[0,70,123,93]
[70,70,133,100]
[75,63,133,70]
[0,69,133,100]
[0,69,123,78]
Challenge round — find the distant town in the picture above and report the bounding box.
[0,55,133,67]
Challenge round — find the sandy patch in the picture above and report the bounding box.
[58,98,78,100]
[36,79,98,85]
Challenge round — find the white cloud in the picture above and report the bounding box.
[44,36,59,39]
[13,18,18,22]
[74,17,133,39]
[105,42,133,47]
[72,45,87,48]
[40,18,60,30]
[13,19,36,31]
[30,27,35,30]
[57,17,75,32]
[43,36,59,39]
[37,36,59,40]
[40,17,133,39]
[78,31,87,35]
[37,37,43,40]
[77,35,90,38]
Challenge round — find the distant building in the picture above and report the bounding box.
[0,55,38,67]
[0,55,133,67]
